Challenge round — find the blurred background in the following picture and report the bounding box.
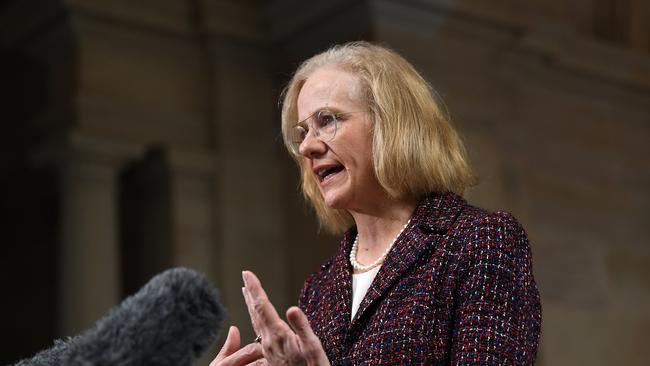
[1,0,648,365]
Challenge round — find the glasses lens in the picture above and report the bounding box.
[289,125,306,152]
[292,125,307,143]
[288,109,341,154]
[315,110,338,141]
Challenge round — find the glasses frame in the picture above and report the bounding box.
[288,108,366,155]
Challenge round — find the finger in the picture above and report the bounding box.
[213,343,264,366]
[246,358,269,366]
[286,307,328,362]
[242,271,284,333]
[213,326,241,363]
[242,271,282,323]
[241,286,262,337]
[286,307,319,343]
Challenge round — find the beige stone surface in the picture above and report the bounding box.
[59,140,125,335]
[11,0,646,364]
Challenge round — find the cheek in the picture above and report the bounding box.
[341,144,372,173]
[346,148,375,185]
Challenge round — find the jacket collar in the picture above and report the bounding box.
[321,192,466,355]
[411,191,467,234]
[344,192,466,328]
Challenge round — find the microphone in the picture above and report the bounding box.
[14,267,225,366]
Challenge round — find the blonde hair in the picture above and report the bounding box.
[281,41,475,234]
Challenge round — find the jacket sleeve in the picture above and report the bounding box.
[451,211,542,365]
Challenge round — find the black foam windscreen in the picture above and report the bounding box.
[15,267,224,366]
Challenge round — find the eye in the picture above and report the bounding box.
[315,110,338,129]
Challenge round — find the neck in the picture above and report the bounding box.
[349,196,417,261]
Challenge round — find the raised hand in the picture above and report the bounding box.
[210,325,266,366]
[241,271,330,366]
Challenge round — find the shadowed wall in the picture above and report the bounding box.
[1,0,648,365]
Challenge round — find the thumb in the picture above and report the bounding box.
[286,307,314,339]
[213,326,241,363]
[286,307,329,363]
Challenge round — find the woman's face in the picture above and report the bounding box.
[296,66,386,213]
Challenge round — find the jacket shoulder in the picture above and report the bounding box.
[449,206,541,363]
[451,202,529,254]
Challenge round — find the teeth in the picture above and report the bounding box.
[317,166,339,180]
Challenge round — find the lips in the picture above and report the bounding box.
[313,164,344,182]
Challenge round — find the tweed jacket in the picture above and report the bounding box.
[299,192,541,365]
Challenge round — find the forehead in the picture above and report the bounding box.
[297,67,363,119]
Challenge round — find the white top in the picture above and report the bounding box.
[351,266,381,320]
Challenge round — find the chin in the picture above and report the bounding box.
[321,189,350,210]
[322,195,343,209]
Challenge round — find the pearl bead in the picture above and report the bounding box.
[350,219,411,272]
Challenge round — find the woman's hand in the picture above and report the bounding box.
[242,271,331,366]
[210,325,267,366]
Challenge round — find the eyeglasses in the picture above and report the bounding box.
[287,108,366,155]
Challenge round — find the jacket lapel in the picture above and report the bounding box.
[349,192,466,327]
[321,230,355,360]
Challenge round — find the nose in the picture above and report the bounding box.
[298,130,327,158]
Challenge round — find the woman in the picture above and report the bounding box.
[211,42,541,365]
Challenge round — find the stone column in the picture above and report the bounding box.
[167,148,219,281]
[205,38,289,341]
[58,133,142,335]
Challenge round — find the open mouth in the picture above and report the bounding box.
[316,165,344,182]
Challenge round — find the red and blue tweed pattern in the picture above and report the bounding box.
[299,192,542,365]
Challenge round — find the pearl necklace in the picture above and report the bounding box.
[350,219,411,272]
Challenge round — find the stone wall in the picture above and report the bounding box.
[1,0,648,364]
